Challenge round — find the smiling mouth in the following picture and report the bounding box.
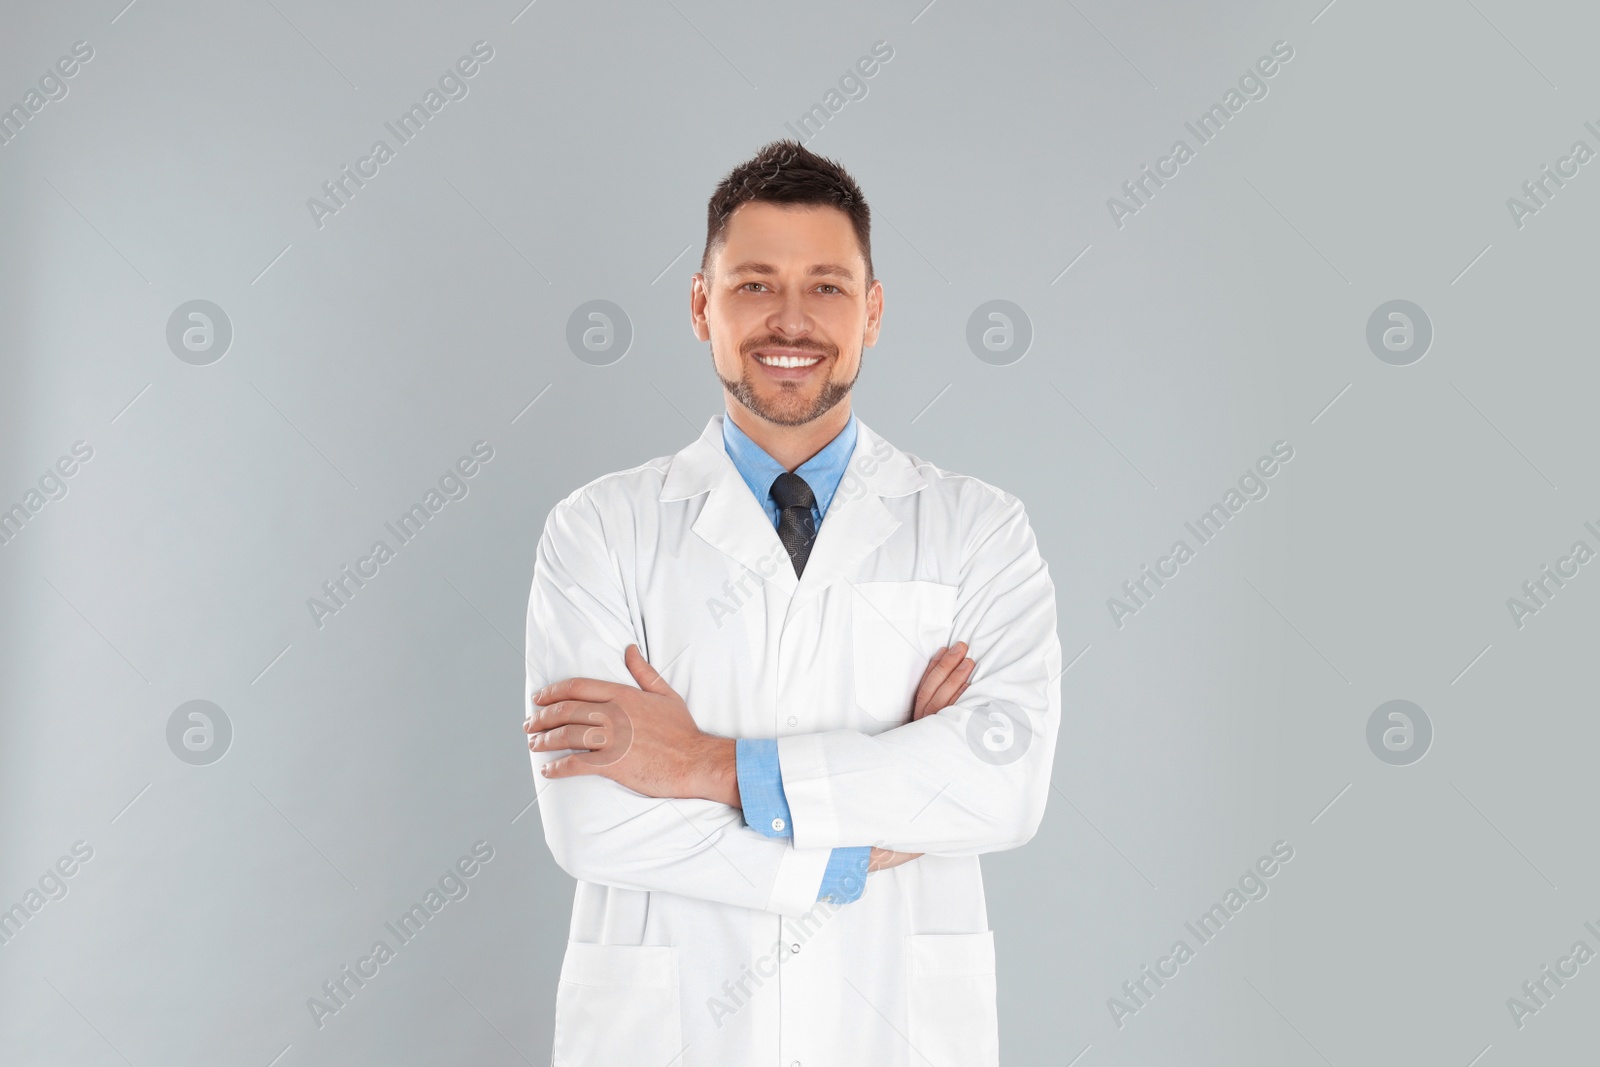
[752,351,825,369]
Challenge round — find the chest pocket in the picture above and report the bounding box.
[850,580,958,723]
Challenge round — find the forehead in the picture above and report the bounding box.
[714,201,864,274]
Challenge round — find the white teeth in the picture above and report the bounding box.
[756,353,822,368]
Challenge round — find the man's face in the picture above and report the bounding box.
[692,201,883,427]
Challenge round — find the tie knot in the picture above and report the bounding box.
[770,471,816,511]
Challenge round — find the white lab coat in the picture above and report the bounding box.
[525,413,1061,1067]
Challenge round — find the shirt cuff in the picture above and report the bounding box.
[736,738,794,838]
[817,846,871,904]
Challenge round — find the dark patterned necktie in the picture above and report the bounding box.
[771,472,818,577]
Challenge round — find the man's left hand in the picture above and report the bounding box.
[528,644,739,806]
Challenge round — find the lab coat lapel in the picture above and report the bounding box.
[661,416,800,599]
[790,479,897,607]
[789,418,925,610]
[659,415,926,607]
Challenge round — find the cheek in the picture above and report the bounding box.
[704,300,746,345]
[822,309,868,365]
[708,326,746,368]
[830,345,864,380]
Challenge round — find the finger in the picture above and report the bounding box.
[870,849,924,872]
[921,645,960,683]
[913,648,949,696]
[534,677,627,706]
[911,671,940,720]
[623,644,675,697]
[916,655,968,717]
[912,645,963,718]
[539,753,600,780]
[527,700,608,732]
[928,642,967,681]
[943,657,976,699]
[528,724,607,752]
[572,705,634,769]
[926,657,975,713]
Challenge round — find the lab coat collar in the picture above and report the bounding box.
[660,412,926,603]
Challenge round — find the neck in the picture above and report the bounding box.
[724,396,851,471]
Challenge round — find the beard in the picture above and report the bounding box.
[713,335,862,427]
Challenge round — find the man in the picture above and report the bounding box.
[523,141,1061,1066]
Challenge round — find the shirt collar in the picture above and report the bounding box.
[721,409,859,519]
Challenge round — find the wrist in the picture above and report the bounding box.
[693,735,741,808]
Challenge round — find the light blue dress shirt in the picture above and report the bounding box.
[723,411,872,905]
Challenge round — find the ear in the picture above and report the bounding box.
[690,273,711,341]
[862,278,884,347]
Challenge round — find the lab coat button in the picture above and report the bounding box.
[771,817,786,832]
[787,716,798,727]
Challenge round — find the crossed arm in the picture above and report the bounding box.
[523,491,1058,919]
[526,641,978,876]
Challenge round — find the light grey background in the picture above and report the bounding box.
[2,0,1596,1064]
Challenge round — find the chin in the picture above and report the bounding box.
[752,398,819,426]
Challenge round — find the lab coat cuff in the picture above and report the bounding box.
[766,845,835,919]
[774,734,840,851]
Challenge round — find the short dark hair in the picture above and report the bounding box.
[702,140,873,283]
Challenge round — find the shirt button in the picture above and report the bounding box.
[787,716,798,727]
[791,943,800,953]
[771,817,786,832]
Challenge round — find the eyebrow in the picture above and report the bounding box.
[724,261,857,282]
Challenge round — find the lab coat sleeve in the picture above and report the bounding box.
[776,493,1062,855]
[526,489,834,918]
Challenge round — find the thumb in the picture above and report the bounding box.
[624,644,673,695]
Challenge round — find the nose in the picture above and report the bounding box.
[768,286,812,338]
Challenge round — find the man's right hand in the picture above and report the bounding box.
[869,641,976,873]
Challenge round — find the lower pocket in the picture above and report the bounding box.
[905,931,999,1067]
[551,942,684,1067]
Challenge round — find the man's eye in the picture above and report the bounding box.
[741,282,768,292]
[817,285,841,294]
